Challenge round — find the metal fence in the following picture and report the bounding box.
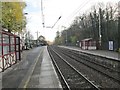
[0,30,21,72]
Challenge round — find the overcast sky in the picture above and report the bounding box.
[24,0,119,42]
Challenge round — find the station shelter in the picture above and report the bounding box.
[80,38,96,50]
[0,30,21,72]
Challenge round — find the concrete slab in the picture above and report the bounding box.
[60,46,120,60]
[26,46,62,89]
[39,46,62,88]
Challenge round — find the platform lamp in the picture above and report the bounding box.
[118,2,120,52]
[24,12,29,49]
[62,26,67,46]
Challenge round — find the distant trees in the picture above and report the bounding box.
[54,31,62,45]
[54,2,119,50]
[1,2,26,33]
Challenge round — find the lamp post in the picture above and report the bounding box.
[99,8,102,49]
[36,31,40,46]
[23,12,28,49]
[24,31,28,49]
[76,40,79,47]
[65,30,67,46]
[62,26,67,46]
[22,34,25,50]
[118,1,120,52]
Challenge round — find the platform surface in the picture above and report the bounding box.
[59,46,120,60]
[26,46,62,88]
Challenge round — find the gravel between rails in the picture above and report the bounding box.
[48,46,99,89]
[51,46,120,88]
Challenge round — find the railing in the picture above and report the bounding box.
[0,30,21,72]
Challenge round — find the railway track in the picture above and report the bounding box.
[48,46,120,88]
[48,46,100,89]
[61,47,120,70]
[56,47,120,79]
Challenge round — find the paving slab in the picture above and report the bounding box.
[59,46,120,60]
[2,47,43,88]
[39,46,62,88]
[27,46,62,89]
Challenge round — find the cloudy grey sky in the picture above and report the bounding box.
[24,0,119,41]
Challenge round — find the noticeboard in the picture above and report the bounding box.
[109,41,113,50]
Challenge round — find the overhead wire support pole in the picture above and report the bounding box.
[118,1,120,52]
[36,31,40,46]
[36,31,40,39]
[99,8,102,49]
[41,0,61,28]
[41,0,45,28]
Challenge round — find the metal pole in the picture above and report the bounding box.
[37,31,38,39]
[66,30,67,46]
[118,1,120,52]
[1,32,4,72]
[41,0,45,28]
[36,31,40,46]
[62,26,67,45]
[99,8,102,49]
[52,16,62,28]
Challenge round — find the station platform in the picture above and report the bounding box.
[59,46,120,61]
[25,46,63,88]
[2,46,63,89]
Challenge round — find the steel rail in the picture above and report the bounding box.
[71,50,120,72]
[47,47,71,90]
[59,47,120,72]
[55,47,120,84]
[49,46,100,90]
[62,47,120,62]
